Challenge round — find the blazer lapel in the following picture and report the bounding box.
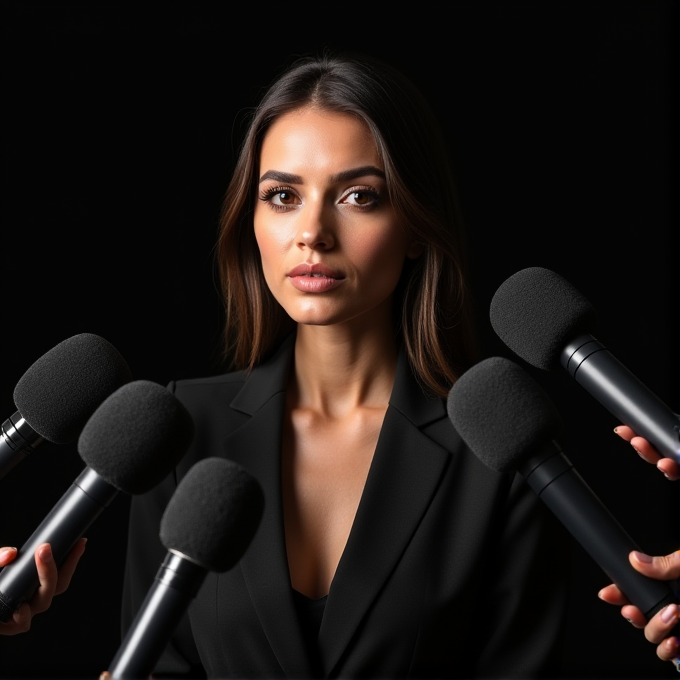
[318,347,452,676]
[222,334,315,678]
[222,335,452,678]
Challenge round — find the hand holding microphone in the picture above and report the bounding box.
[599,549,680,667]
[0,380,194,630]
[490,266,680,478]
[0,539,87,634]
[614,425,679,481]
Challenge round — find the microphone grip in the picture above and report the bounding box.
[0,467,118,622]
[522,446,677,620]
[561,334,680,464]
[0,412,45,480]
[108,552,207,679]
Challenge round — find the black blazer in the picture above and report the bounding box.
[122,334,570,679]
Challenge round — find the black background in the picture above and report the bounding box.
[0,1,677,678]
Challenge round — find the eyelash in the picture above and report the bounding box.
[258,185,382,212]
[258,185,296,212]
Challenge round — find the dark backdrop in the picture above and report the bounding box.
[0,1,677,679]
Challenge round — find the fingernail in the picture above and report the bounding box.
[632,550,652,563]
[660,604,679,625]
[38,544,53,563]
[0,547,17,560]
[613,427,620,434]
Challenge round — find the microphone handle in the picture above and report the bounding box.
[108,552,207,680]
[0,411,45,480]
[561,334,680,464]
[0,466,118,622]
[521,444,678,620]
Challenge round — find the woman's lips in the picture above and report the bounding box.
[287,263,345,293]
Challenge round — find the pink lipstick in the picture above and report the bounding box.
[287,263,345,293]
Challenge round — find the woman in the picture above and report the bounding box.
[120,51,568,679]
[2,52,677,677]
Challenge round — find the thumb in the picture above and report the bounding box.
[630,549,680,580]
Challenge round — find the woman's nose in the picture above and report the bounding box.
[296,206,335,251]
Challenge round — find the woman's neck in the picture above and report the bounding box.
[291,318,399,418]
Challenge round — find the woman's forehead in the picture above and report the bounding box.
[258,107,382,180]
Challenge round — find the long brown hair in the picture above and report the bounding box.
[216,52,479,397]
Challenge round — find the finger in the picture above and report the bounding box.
[644,603,679,645]
[620,604,647,629]
[657,457,680,481]
[0,602,32,635]
[598,584,629,606]
[29,543,59,615]
[0,547,18,567]
[99,672,112,680]
[54,538,87,596]
[614,426,636,442]
[629,435,662,466]
[630,549,680,581]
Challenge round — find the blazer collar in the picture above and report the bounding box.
[229,331,296,416]
[224,331,451,677]
[230,330,446,427]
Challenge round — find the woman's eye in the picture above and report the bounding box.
[259,186,300,209]
[270,191,298,206]
[343,189,380,208]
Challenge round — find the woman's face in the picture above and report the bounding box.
[254,106,420,329]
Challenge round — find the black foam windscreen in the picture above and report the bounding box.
[447,357,562,473]
[12,333,133,444]
[77,381,194,495]
[160,458,264,573]
[489,267,598,370]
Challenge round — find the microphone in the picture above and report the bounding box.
[489,266,680,465]
[447,356,679,626]
[0,380,194,623]
[1,333,133,479]
[107,457,264,680]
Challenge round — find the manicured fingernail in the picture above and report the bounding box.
[660,604,679,625]
[632,551,652,563]
[0,547,17,560]
[38,544,52,563]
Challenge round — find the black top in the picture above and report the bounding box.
[292,589,328,677]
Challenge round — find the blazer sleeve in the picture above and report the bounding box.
[470,471,571,678]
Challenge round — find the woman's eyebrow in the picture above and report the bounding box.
[330,166,386,182]
[258,166,386,185]
[259,170,303,184]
